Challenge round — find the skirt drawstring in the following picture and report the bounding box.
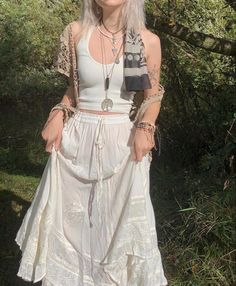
[88,116,105,228]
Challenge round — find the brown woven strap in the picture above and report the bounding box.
[50,103,77,123]
[69,23,80,108]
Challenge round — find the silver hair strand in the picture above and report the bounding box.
[80,0,146,35]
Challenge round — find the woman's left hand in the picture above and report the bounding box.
[131,129,155,161]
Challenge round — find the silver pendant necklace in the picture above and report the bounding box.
[99,29,124,111]
[101,20,125,61]
[97,25,123,60]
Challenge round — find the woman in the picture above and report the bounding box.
[15,0,168,285]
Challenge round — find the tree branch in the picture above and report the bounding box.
[225,0,236,11]
[147,14,236,56]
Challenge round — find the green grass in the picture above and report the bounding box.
[0,171,40,202]
[0,102,49,285]
[0,170,41,286]
[150,166,236,286]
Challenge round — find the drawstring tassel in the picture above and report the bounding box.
[88,187,95,228]
[88,117,105,228]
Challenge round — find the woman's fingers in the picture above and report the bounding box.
[45,140,54,153]
[135,147,143,161]
[132,143,149,162]
[44,134,62,153]
[41,109,64,153]
[131,147,136,161]
[131,129,155,162]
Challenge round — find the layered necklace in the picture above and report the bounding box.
[97,21,125,111]
[97,19,125,63]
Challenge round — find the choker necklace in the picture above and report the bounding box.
[101,19,124,35]
[96,25,124,41]
[100,30,124,111]
[101,19,125,45]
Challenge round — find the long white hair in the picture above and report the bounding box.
[80,0,146,35]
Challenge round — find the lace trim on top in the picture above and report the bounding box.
[53,24,71,78]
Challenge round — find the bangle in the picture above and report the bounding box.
[138,121,156,128]
[49,109,64,116]
[49,103,77,123]
[135,121,158,151]
[136,126,157,151]
[136,121,157,134]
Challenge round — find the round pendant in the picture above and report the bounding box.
[101,98,113,111]
[115,58,120,64]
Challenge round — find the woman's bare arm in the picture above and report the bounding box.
[132,30,162,161]
[58,72,77,108]
[140,30,162,124]
[41,80,76,152]
[45,83,75,123]
[41,21,81,152]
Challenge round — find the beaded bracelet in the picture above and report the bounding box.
[138,121,156,128]
[49,103,77,123]
[136,121,157,134]
[136,121,157,150]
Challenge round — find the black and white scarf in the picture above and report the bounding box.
[123,29,152,92]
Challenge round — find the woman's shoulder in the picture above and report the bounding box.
[65,19,82,36]
[140,28,161,52]
[69,20,82,31]
[60,19,83,44]
[59,20,81,36]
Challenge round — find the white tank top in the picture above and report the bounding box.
[76,26,136,114]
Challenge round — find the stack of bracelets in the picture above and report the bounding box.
[49,103,77,124]
[136,121,157,151]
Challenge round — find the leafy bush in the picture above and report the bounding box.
[0,0,80,100]
[0,1,235,285]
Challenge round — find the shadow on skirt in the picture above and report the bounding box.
[15,111,168,286]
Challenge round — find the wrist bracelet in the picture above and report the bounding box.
[135,121,158,151]
[136,121,162,156]
[136,121,157,134]
[136,127,157,151]
[49,103,77,123]
[138,121,156,128]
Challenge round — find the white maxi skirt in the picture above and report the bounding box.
[15,110,168,286]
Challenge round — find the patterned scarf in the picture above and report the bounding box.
[55,24,152,93]
[123,29,152,91]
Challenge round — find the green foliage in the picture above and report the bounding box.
[148,1,236,284]
[0,0,235,285]
[154,173,236,286]
[0,0,80,100]
[157,30,235,170]
[147,0,236,40]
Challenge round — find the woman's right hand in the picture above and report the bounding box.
[41,109,64,153]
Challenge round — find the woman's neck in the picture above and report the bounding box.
[102,6,124,33]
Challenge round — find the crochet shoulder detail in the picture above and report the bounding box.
[53,24,71,78]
